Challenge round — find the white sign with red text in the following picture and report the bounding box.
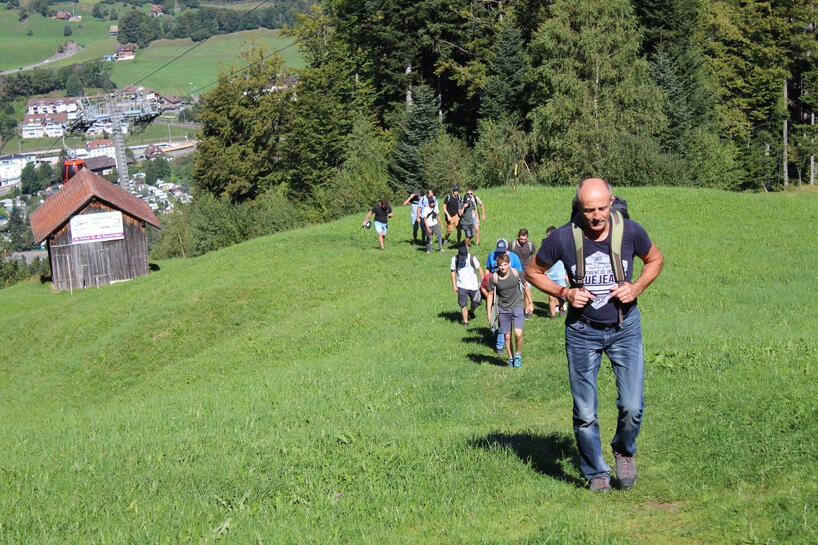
[70,211,124,244]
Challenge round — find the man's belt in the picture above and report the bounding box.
[576,315,620,329]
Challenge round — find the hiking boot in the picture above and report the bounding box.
[507,358,514,367]
[513,354,522,367]
[496,348,505,357]
[588,476,611,493]
[463,321,469,327]
[614,452,636,489]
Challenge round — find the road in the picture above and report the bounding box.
[0,41,84,75]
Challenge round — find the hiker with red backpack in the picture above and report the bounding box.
[526,178,664,493]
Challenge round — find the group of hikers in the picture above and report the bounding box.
[364,178,665,493]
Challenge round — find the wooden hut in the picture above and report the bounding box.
[29,168,161,292]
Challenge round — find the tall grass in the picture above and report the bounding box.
[0,187,815,544]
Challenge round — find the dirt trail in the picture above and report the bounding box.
[0,41,84,74]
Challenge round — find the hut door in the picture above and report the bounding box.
[92,247,111,287]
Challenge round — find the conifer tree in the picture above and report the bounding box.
[389,84,442,191]
[527,0,667,185]
[481,24,526,126]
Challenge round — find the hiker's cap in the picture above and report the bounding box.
[496,238,508,252]
[452,185,460,191]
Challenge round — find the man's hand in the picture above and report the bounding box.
[610,282,641,304]
[567,288,595,308]
[525,301,534,315]
[453,286,459,294]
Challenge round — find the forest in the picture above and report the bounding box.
[116,0,818,257]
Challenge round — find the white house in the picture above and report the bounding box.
[21,113,68,138]
[26,97,80,121]
[0,154,36,186]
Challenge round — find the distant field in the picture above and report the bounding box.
[0,11,114,72]
[108,30,302,97]
[1,9,302,95]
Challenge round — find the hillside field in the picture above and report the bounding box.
[1,9,301,95]
[107,31,303,97]
[0,186,816,544]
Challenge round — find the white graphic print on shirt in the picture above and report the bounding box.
[570,251,629,309]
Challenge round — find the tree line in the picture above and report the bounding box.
[117,0,313,47]
[153,0,818,258]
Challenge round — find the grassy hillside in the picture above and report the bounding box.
[1,8,302,95]
[108,31,302,97]
[0,187,816,544]
[0,11,114,72]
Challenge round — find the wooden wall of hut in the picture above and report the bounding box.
[48,200,149,292]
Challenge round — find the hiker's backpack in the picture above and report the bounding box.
[509,239,535,257]
[491,268,524,292]
[570,196,630,322]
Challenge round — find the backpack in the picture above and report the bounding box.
[509,239,535,257]
[490,268,531,316]
[570,196,629,322]
[491,268,524,292]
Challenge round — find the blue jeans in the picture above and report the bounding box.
[564,307,644,480]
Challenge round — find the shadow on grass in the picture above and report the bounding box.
[438,310,463,323]
[461,326,495,346]
[469,431,583,486]
[149,263,161,272]
[466,352,505,366]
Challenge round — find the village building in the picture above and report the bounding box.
[55,11,70,20]
[26,97,80,119]
[114,44,136,61]
[150,4,163,16]
[29,168,161,292]
[122,85,157,101]
[109,25,118,38]
[143,144,167,160]
[21,112,68,138]
[83,155,133,177]
[159,94,183,112]
[83,139,116,159]
[0,154,36,186]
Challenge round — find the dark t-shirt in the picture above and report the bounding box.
[372,204,392,224]
[510,239,536,269]
[537,219,653,323]
[444,194,461,217]
[460,195,476,225]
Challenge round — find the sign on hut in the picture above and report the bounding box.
[29,168,161,292]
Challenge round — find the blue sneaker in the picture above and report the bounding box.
[513,354,522,367]
[507,358,514,367]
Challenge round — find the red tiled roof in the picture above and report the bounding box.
[29,168,161,243]
[22,113,68,125]
[27,97,79,107]
[86,139,114,149]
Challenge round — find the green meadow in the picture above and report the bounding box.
[107,31,302,97]
[0,186,815,544]
[1,7,301,95]
[0,10,114,72]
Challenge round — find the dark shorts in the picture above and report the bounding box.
[457,288,481,308]
[498,306,525,334]
[461,224,475,238]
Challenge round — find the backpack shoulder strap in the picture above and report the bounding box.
[527,240,535,253]
[609,210,625,285]
[571,222,585,288]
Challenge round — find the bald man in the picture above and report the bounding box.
[526,178,664,493]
